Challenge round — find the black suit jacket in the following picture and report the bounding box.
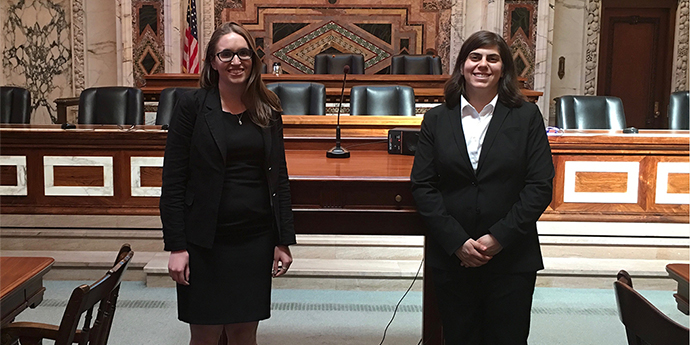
[160,88,296,252]
[411,100,554,272]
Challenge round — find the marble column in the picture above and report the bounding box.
[164,0,182,73]
[534,0,555,121]
[116,0,135,86]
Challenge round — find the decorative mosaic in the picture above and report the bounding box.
[504,0,538,89]
[273,22,391,74]
[2,0,72,124]
[132,0,164,87]
[218,0,451,74]
[675,0,689,91]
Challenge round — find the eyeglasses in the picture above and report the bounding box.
[216,48,253,62]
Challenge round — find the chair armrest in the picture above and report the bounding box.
[2,321,60,342]
[2,322,88,344]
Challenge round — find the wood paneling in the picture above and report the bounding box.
[0,166,17,186]
[574,172,628,193]
[668,173,689,194]
[0,124,687,223]
[52,166,104,187]
[140,167,163,187]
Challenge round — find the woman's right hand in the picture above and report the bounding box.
[168,250,190,285]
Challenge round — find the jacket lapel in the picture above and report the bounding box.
[447,103,475,175]
[476,101,510,174]
[262,114,272,164]
[202,88,228,163]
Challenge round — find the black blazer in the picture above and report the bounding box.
[160,88,296,252]
[411,100,554,272]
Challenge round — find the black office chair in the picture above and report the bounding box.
[614,270,689,345]
[266,83,326,115]
[314,54,365,74]
[555,95,627,129]
[0,86,31,124]
[156,87,197,126]
[349,86,416,116]
[390,55,443,75]
[668,91,689,130]
[78,87,144,125]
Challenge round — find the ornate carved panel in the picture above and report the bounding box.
[504,0,538,89]
[132,0,165,87]
[217,0,451,74]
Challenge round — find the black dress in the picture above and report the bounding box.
[177,111,277,324]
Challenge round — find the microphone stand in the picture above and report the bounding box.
[326,65,351,158]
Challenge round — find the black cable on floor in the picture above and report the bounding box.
[377,258,424,345]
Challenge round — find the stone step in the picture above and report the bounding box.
[2,249,684,291]
[2,229,687,262]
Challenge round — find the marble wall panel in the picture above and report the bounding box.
[85,0,118,88]
[2,0,72,124]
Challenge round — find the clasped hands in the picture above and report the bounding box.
[455,234,503,268]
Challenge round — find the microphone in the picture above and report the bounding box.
[326,65,351,158]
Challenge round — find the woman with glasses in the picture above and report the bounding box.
[411,31,554,344]
[160,22,294,345]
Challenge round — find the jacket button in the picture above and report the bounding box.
[471,181,477,186]
[268,166,272,171]
[475,208,481,214]
[272,193,277,197]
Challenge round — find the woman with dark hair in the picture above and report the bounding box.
[160,22,294,345]
[411,30,554,344]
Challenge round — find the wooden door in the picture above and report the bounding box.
[597,0,676,128]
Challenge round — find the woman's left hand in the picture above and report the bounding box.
[273,245,293,277]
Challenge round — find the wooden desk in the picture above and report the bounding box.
[0,257,54,325]
[666,263,689,315]
[140,73,542,103]
[0,124,688,223]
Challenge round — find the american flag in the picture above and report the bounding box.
[182,0,199,73]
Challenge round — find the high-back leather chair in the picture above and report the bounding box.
[614,270,689,345]
[349,85,416,116]
[555,95,627,129]
[156,87,197,126]
[314,54,365,74]
[78,87,144,125]
[390,55,443,75]
[0,86,31,124]
[668,91,689,130]
[266,82,326,115]
[1,244,134,345]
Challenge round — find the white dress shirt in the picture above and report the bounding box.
[460,94,498,171]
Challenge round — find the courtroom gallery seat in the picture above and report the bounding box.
[390,55,443,75]
[614,270,689,345]
[668,91,689,130]
[156,87,198,126]
[314,53,365,74]
[555,95,627,129]
[349,85,416,116]
[1,244,134,345]
[266,82,326,115]
[78,87,144,125]
[0,86,31,124]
